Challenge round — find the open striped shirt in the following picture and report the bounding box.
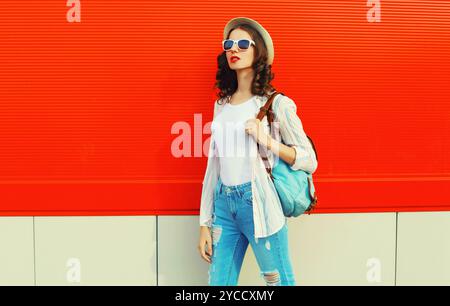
[199,93,318,238]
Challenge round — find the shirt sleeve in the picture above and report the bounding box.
[199,99,220,227]
[274,95,318,174]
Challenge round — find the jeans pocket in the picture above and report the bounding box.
[241,189,253,207]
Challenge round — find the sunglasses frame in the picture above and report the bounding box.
[222,39,256,52]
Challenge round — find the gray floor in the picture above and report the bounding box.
[0,212,449,285]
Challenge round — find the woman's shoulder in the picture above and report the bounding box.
[213,96,228,117]
[271,93,297,115]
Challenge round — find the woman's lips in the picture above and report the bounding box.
[230,56,240,63]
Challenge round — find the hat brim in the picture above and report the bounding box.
[223,17,274,65]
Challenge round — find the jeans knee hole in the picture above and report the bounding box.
[211,225,222,245]
[262,270,281,286]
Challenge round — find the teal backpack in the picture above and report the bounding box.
[256,91,318,217]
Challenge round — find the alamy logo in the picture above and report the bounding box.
[66,0,81,23]
[66,257,81,283]
[170,114,283,166]
[366,257,382,283]
[367,0,382,22]
[66,1,380,24]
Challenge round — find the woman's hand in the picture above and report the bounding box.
[246,118,298,165]
[245,118,272,147]
[198,226,213,264]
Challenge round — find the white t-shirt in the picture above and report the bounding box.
[211,95,258,186]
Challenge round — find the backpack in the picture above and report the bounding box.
[256,91,318,216]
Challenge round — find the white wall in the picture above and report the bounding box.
[0,212,449,285]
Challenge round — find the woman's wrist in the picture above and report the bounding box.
[263,134,274,151]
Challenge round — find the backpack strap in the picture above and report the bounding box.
[256,91,319,174]
[256,91,283,180]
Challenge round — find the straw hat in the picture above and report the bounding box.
[223,17,274,65]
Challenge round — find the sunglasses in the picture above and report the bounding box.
[222,39,256,52]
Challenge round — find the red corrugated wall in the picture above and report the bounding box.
[0,0,449,215]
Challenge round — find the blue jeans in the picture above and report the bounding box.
[208,176,296,286]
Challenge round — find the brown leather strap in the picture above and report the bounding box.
[256,91,282,181]
[256,92,280,122]
[305,177,318,214]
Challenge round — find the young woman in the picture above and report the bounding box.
[198,17,318,286]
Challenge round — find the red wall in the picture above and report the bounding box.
[0,1,449,215]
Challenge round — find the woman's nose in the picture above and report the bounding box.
[230,42,239,52]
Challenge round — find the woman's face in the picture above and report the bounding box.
[226,28,255,71]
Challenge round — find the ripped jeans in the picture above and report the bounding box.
[208,176,296,286]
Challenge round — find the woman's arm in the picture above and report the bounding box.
[264,135,297,167]
[199,99,220,228]
[267,95,318,174]
[246,95,318,174]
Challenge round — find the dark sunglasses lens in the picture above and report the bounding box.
[223,40,233,50]
[238,40,250,49]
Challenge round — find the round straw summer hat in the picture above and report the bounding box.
[223,17,274,65]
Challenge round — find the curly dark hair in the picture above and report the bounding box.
[214,24,276,105]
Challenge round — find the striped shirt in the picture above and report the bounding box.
[199,93,318,238]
